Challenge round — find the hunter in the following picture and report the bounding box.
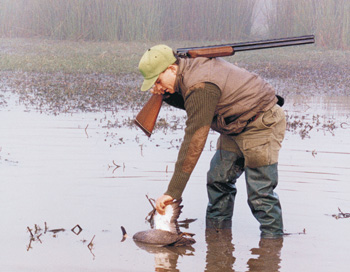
[138,44,286,239]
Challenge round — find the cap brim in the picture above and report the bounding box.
[140,75,158,91]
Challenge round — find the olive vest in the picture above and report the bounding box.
[176,57,277,134]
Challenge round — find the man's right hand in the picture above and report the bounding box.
[155,194,174,215]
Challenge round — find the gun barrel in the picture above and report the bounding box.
[233,35,315,52]
[177,35,315,57]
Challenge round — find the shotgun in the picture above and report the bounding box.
[134,35,315,137]
[134,93,163,137]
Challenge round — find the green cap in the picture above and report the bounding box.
[138,44,176,91]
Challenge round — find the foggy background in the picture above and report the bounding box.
[0,0,349,49]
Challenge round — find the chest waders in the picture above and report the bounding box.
[206,105,285,238]
[206,150,244,229]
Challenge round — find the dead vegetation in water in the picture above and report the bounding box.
[286,112,338,139]
[332,208,350,219]
[1,40,349,141]
[0,93,6,107]
[1,39,349,113]
[26,222,96,258]
[1,71,149,114]
[0,147,19,164]
[232,47,350,97]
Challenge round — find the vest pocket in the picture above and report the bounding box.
[260,105,284,130]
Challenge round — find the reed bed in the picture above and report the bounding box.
[0,0,348,48]
[0,0,257,41]
[266,0,350,49]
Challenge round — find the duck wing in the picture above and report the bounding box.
[153,199,183,234]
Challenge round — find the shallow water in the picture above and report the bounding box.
[1,91,350,272]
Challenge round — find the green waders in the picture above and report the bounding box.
[206,105,286,238]
[206,150,244,229]
[245,164,283,238]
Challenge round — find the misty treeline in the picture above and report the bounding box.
[0,0,348,49]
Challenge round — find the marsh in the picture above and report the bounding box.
[0,36,349,271]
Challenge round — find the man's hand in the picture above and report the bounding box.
[155,194,174,215]
[150,86,164,95]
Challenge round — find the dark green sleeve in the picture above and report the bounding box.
[165,83,220,199]
[163,92,185,110]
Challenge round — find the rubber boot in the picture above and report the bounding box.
[245,163,283,238]
[206,150,244,229]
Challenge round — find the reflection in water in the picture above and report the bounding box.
[247,238,283,272]
[205,229,236,272]
[134,241,195,272]
[204,230,283,272]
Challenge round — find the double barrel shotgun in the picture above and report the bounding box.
[134,35,315,137]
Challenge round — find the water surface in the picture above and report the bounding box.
[1,92,349,272]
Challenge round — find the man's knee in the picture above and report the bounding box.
[207,150,244,184]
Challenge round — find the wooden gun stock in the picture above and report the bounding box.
[134,94,163,137]
[187,46,234,58]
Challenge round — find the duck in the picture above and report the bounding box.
[132,198,196,247]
